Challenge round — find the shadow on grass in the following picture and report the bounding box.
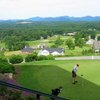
[18,64,100,100]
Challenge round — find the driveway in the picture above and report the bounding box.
[55,56,100,60]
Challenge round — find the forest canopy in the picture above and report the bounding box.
[0,21,100,51]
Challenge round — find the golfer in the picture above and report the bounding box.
[72,64,79,84]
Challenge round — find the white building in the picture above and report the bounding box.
[38,48,64,56]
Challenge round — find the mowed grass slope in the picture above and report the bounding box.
[18,60,100,100]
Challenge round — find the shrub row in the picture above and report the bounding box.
[9,53,54,64]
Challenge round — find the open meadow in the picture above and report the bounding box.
[17,60,100,100]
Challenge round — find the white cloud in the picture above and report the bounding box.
[0,0,100,19]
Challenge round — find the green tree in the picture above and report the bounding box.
[74,32,85,48]
[97,36,100,41]
[54,36,63,47]
[77,38,85,48]
[5,36,27,51]
[74,32,82,46]
[91,33,96,39]
[65,38,75,50]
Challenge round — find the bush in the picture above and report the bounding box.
[37,55,54,61]
[0,62,15,73]
[82,49,93,55]
[47,55,55,60]
[37,55,47,60]
[8,90,22,100]
[0,57,7,63]
[9,55,23,64]
[25,53,37,62]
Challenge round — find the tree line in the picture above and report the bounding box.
[0,21,100,51]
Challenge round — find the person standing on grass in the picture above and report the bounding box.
[72,64,79,84]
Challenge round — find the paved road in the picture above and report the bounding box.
[55,56,100,60]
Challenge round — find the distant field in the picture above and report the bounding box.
[18,60,100,100]
[4,51,22,57]
[27,35,73,47]
[5,35,92,57]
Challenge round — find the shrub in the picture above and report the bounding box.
[9,55,23,64]
[37,55,54,61]
[0,83,7,96]
[82,49,94,55]
[0,57,7,63]
[82,50,87,55]
[0,62,15,73]
[8,90,22,100]
[25,53,37,62]
[47,55,55,60]
[37,55,48,60]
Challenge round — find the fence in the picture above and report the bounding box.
[0,80,69,100]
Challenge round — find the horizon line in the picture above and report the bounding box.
[0,15,100,20]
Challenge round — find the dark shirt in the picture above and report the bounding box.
[52,88,61,96]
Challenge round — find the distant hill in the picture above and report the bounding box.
[27,16,100,22]
[0,16,100,22]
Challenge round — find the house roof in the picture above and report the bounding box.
[21,47,34,53]
[93,41,100,50]
[43,48,64,53]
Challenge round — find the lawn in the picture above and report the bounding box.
[4,50,22,57]
[17,60,100,100]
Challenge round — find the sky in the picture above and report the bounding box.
[0,0,100,20]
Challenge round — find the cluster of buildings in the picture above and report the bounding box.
[21,35,100,56]
[86,35,100,53]
[21,46,64,56]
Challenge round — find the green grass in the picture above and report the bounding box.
[0,41,5,48]
[18,60,100,100]
[65,46,92,56]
